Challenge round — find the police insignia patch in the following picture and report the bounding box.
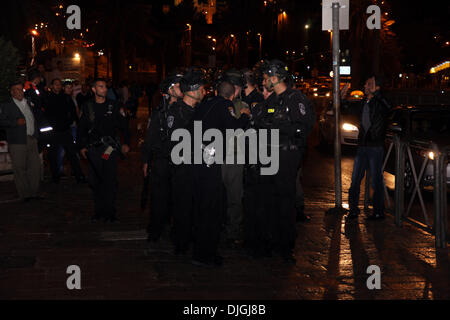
[167,116,175,129]
[299,103,306,116]
[251,102,258,108]
[120,108,126,117]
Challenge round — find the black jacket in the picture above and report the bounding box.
[194,96,250,164]
[0,98,44,145]
[242,89,264,108]
[357,91,392,147]
[141,97,173,163]
[77,99,130,150]
[254,88,315,148]
[43,91,77,133]
[195,96,249,134]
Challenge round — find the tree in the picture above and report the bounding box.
[0,0,62,64]
[0,38,20,103]
[347,0,402,89]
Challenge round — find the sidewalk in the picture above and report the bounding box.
[0,105,448,300]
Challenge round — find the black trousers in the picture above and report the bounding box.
[171,164,194,251]
[192,164,224,261]
[269,149,302,255]
[243,165,272,255]
[87,147,118,220]
[147,157,171,241]
[48,129,84,181]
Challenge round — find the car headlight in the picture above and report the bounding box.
[420,150,435,160]
[342,123,358,132]
[326,92,330,97]
[314,93,318,97]
[313,88,318,92]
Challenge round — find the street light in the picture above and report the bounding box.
[186,24,192,67]
[30,29,39,66]
[257,33,262,60]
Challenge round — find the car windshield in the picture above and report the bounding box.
[341,100,361,115]
[411,110,450,136]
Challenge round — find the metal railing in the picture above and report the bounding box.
[364,133,449,249]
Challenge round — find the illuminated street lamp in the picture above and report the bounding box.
[257,33,262,60]
[30,29,39,66]
[186,24,192,67]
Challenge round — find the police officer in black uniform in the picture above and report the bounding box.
[242,61,277,259]
[191,80,250,267]
[78,79,131,223]
[167,69,206,255]
[241,69,264,108]
[254,60,315,264]
[142,73,183,244]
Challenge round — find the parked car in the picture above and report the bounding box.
[384,105,450,193]
[319,98,361,147]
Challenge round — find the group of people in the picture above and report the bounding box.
[0,66,95,200]
[141,59,316,267]
[0,57,391,269]
[0,66,131,225]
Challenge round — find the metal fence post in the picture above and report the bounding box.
[440,151,448,248]
[433,145,448,249]
[364,170,371,211]
[394,134,405,227]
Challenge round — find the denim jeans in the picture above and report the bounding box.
[348,146,385,216]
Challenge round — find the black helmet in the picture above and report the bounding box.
[265,59,289,80]
[224,69,245,87]
[160,73,183,94]
[179,68,206,93]
[253,60,270,85]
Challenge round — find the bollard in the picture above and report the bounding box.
[394,135,405,227]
